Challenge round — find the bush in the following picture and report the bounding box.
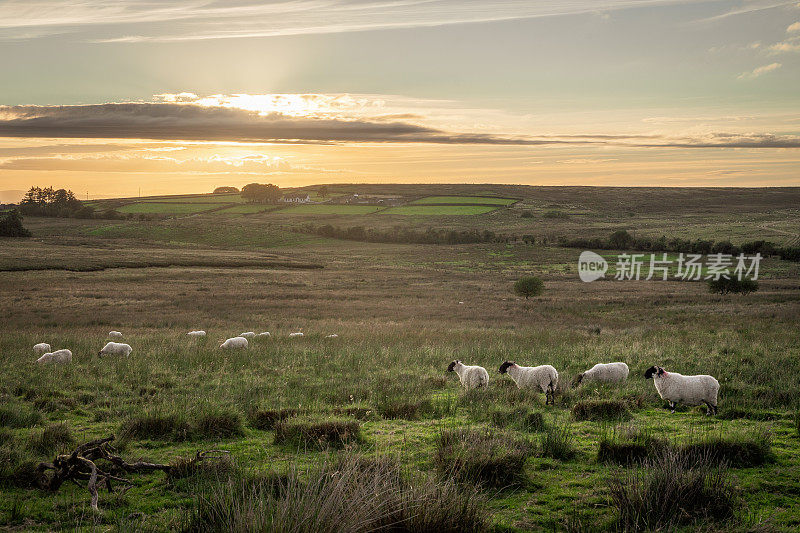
[274,417,362,450]
[513,276,544,299]
[539,422,576,460]
[0,209,31,237]
[28,423,75,456]
[708,277,759,295]
[185,455,489,533]
[520,210,534,218]
[572,400,631,422]
[609,230,634,249]
[435,429,533,488]
[608,450,739,530]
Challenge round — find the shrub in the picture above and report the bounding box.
[28,423,75,456]
[247,408,301,430]
[0,404,43,428]
[708,277,759,295]
[0,210,31,237]
[513,276,544,299]
[572,400,631,422]
[608,450,739,531]
[185,455,489,532]
[609,230,634,249]
[274,417,362,450]
[520,210,534,218]
[120,412,192,441]
[539,422,576,460]
[435,429,533,488]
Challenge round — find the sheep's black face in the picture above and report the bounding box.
[498,361,515,374]
[574,373,585,386]
[446,361,457,372]
[644,366,663,379]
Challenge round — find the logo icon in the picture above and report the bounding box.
[579,251,608,282]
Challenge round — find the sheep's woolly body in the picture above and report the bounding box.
[240,332,256,339]
[37,349,72,364]
[450,361,489,390]
[654,372,719,407]
[289,332,304,338]
[256,332,271,338]
[33,343,51,356]
[108,331,123,340]
[187,330,206,337]
[99,342,132,357]
[506,364,558,394]
[580,362,629,384]
[220,336,248,349]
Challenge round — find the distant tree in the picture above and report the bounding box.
[513,276,544,299]
[213,186,239,194]
[708,277,758,295]
[241,183,281,204]
[0,209,31,237]
[520,210,534,218]
[319,185,329,198]
[608,230,634,249]
[19,186,82,217]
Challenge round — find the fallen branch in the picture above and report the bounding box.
[34,435,229,512]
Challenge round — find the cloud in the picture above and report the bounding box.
[737,62,782,79]
[0,101,799,149]
[0,0,746,43]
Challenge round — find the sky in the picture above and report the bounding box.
[0,0,799,199]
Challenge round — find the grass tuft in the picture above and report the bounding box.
[194,409,244,439]
[120,412,191,441]
[0,403,43,428]
[28,423,75,456]
[435,428,533,488]
[246,408,301,430]
[274,417,362,450]
[572,400,631,422]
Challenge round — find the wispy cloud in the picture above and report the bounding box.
[0,0,743,42]
[737,62,782,79]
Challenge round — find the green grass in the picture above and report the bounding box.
[133,194,245,204]
[411,196,516,205]
[280,204,384,214]
[215,204,272,214]
[380,205,498,215]
[116,202,223,214]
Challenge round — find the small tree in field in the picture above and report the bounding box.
[514,276,544,299]
[609,229,634,249]
[708,277,758,295]
[0,209,31,237]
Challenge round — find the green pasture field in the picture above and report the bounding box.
[215,204,273,214]
[380,205,498,216]
[280,204,384,215]
[411,196,516,205]
[134,194,245,204]
[115,203,222,215]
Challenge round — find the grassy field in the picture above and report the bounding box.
[281,204,384,215]
[215,204,273,214]
[411,196,517,205]
[380,205,499,215]
[1,185,799,532]
[115,203,224,215]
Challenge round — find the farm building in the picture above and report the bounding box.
[282,193,311,203]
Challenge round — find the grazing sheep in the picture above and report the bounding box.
[574,362,629,386]
[98,342,132,357]
[107,331,123,340]
[240,332,256,339]
[446,360,489,390]
[36,349,72,365]
[256,332,271,338]
[325,334,338,339]
[187,330,206,337]
[33,343,51,356]
[644,366,719,415]
[220,336,248,349]
[498,361,559,405]
[289,332,304,338]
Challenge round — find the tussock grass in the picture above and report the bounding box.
[0,403,43,428]
[274,417,362,450]
[120,412,192,441]
[435,428,533,488]
[609,449,740,531]
[488,407,546,432]
[246,407,302,430]
[598,429,670,466]
[375,397,432,420]
[28,423,74,456]
[185,455,489,533]
[194,409,244,439]
[572,400,631,422]
[539,421,576,460]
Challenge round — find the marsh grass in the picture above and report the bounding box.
[597,427,670,466]
[608,449,740,531]
[246,407,302,430]
[539,420,576,460]
[0,403,43,428]
[488,407,547,432]
[435,428,533,488]
[120,411,192,442]
[185,455,489,533]
[274,417,362,450]
[572,400,631,422]
[28,423,74,456]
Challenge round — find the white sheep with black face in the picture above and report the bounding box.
[37,349,72,364]
[644,365,719,415]
[256,332,271,338]
[240,332,256,339]
[187,330,206,337]
[498,361,559,405]
[33,343,51,356]
[99,342,132,357]
[288,332,304,338]
[220,336,248,349]
[574,362,629,386]
[446,360,489,390]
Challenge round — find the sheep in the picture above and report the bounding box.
[325,334,338,339]
[107,331,123,340]
[33,343,51,356]
[289,332,304,338]
[220,336,248,349]
[644,366,719,415]
[240,332,256,339]
[256,332,271,338]
[98,342,132,357]
[36,349,72,365]
[498,361,559,405]
[187,330,206,337]
[446,360,489,390]
[574,362,629,386]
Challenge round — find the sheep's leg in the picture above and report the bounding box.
[668,401,675,413]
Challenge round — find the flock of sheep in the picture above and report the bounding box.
[32,331,719,416]
[447,360,720,416]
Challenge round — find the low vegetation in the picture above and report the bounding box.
[513,276,544,299]
[435,428,533,488]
